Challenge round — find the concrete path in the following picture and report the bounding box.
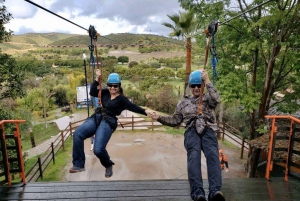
[24,110,162,159]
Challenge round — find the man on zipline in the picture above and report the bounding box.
[151,70,225,201]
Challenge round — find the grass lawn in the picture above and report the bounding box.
[21,123,60,151]
[37,137,73,181]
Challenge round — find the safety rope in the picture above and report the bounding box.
[88,26,102,107]
[210,34,218,85]
[197,20,218,115]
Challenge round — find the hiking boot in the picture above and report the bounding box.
[209,191,225,201]
[105,165,113,178]
[195,195,207,201]
[69,166,85,173]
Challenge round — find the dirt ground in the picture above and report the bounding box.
[108,50,185,62]
[65,131,247,181]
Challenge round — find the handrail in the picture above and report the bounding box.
[0,120,26,124]
[265,115,300,124]
[264,115,300,181]
[0,120,26,187]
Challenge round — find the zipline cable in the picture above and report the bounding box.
[197,0,274,115]
[24,0,122,44]
[219,0,274,25]
[24,0,88,31]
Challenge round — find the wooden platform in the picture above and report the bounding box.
[0,178,300,201]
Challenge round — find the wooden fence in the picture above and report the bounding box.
[23,117,248,183]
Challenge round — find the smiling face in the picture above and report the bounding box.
[107,83,120,95]
[190,84,201,97]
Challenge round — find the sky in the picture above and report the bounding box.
[4,0,183,37]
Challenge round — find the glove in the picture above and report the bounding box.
[226,168,229,172]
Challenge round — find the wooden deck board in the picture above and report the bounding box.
[0,178,300,200]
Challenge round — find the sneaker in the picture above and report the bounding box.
[105,165,113,178]
[209,191,225,201]
[69,166,85,173]
[195,195,207,201]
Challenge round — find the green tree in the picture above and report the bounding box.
[0,2,24,100]
[0,1,13,43]
[117,56,129,64]
[0,54,25,100]
[53,85,69,107]
[181,0,300,177]
[162,10,198,96]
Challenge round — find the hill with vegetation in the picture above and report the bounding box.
[50,33,183,46]
[10,32,78,45]
[0,32,184,53]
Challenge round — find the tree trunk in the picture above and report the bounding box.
[184,37,192,96]
[248,111,257,177]
[248,49,259,177]
[248,147,261,178]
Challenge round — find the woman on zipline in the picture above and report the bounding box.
[69,69,152,178]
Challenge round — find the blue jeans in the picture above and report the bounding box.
[184,127,222,200]
[90,135,95,144]
[72,114,115,168]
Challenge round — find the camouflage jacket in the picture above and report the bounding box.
[157,83,221,131]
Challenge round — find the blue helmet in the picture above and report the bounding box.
[107,73,121,84]
[189,70,202,85]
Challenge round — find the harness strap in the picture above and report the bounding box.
[93,106,124,129]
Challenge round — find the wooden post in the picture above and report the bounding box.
[38,157,43,180]
[266,118,276,180]
[151,117,154,131]
[61,131,65,151]
[132,116,134,130]
[285,122,296,182]
[240,137,245,159]
[29,128,36,148]
[217,121,221,140]
[51,142,55,165]
[69,122,72,136]
[222,122,225,141]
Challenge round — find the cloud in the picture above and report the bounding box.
[5,0,38,19]
[4,0,182,36]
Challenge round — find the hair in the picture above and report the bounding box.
[118,85,123,94]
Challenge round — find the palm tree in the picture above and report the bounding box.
[162,10,197,96]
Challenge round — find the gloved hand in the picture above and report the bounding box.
[226,168,229,172]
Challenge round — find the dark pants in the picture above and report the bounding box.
[72,114,115,168]
[184,127,222,200]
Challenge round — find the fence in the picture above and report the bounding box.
[25,125,72,182]
[23,117,248,183]
[0,116,247,186]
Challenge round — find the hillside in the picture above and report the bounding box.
[50,33,183,46]
[0,32,184,54]
[7,32,78,45]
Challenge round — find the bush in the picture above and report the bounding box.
[128,61,138,68]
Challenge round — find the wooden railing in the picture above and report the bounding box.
[0,116,248,186]
[0,120,26,187]
[264,115,300,181]
[218,121,249,159]
[25,125,72,182]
